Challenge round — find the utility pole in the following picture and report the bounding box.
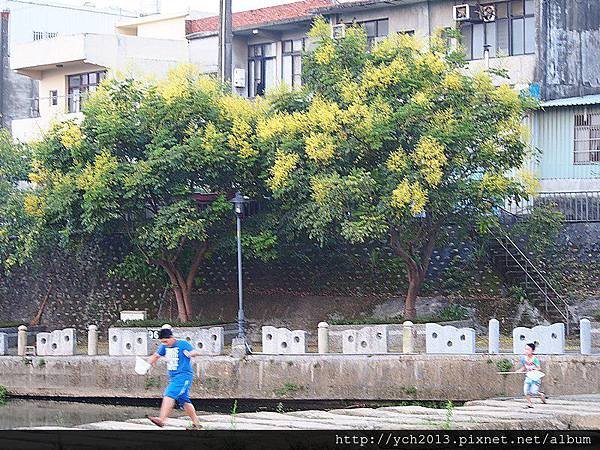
[218,0,232,84]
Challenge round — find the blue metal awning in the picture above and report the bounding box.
[541,94,600,107]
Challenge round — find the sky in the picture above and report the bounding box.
[49,0,302,15]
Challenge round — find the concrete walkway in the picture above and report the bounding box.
[20,395,600,430]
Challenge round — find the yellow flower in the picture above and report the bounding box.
[442,72,463,91]
[413,136,447,187]
[416,52,447,75]
[306,97,341,133]
[390,181,428,214]
[268,151,300,191]
[515,169,540,197]
[59,123,83,150]
[310,176,331,204]
[28,160,49,185]
[305,132,335,163]
[386,148,408,173]
[410,183,428,214]
[411,91,432,108]
[390,180,412,209]
[492,84,521,111]
[314,42,336,65]
[228,118,257,158]
[23,193,45,218]
[362,57,408,91]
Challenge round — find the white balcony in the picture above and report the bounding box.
[12,33,189,80]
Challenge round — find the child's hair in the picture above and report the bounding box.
[526,342,536,351]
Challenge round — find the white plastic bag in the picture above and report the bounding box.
[135,356,151,375]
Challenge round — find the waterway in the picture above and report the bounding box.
[0,398,451,429]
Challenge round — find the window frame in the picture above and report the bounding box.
[460,0,535,61]
[574,111,600,165]
[49,90,58,107]
[247,43,276,98]
[281,38,305,89]
[67,70,106,113]
[355,18,389,49]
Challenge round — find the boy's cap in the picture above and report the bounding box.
[526,342,536,351]
[158,328,173,339]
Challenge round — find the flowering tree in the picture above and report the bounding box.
[259,20,537,319]
[13,66,268,322]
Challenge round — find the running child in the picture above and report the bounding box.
[516,342,547,408]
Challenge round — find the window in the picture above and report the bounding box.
[49,90,58,107]
[357,18,389,49]
[282,39,305,89]
[33,31,57,41]
[67,70,106,113]
[248,43,276,97]
[574,112,600,164]
[460,0,534,60]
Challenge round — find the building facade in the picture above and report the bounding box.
[9,11,213,143]
[186,0,599,199]
[0,0,139,132]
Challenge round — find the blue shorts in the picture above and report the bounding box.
[524,378,540,395]
[164,375,193,405]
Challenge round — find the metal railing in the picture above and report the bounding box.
[492,207,573,334]
[533,191,600,222]
[26,92,93,117]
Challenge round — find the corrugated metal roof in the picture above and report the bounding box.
[541,94,600,107]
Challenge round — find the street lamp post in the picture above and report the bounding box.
[230,192,249,355]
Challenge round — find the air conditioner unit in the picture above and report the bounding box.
[480,4,496,22]
[233,68,246,88]
[453,4,480,22]
[332,23,346,39]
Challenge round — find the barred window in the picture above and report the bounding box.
[282,39,305,89]
[574,112,600,164]
[33,31,58,41]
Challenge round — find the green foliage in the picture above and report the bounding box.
[437,304,469,321]
[508,285,528,302]
[274,382,302,397]
[5,66,270,320]
[112,318,229,327]
[0,385,6,405]
[0,321,27,328]
[275,402,285,414]
[144,376,160,390]
[261,21,537,317]
[441,400,454,430]
[509,205,564,257]
[496,359,514,373]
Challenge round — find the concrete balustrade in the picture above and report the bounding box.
[512,323,565,354]
[317,322,329,354]
[402,321,414,354]
[488,319,500,354]
[580,319,592,355]
[88,325,98,356]
[425,323,476,354]
[36,328,77,356]
[17,325,27,356]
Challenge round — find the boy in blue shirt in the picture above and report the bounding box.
[146,328,202,429]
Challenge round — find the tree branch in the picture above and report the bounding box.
[186,241,208,290]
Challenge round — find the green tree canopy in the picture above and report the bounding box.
[15,66,268,321]
[259,20,538,318]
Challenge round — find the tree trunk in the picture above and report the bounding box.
[173,286,189,322]
[404,270,423,320]
[148,241,207,323]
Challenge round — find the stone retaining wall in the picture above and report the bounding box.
[1,354,599,401]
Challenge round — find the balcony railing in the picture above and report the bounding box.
[534,191,600,222]
[27,92,93,117]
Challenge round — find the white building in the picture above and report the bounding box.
[10,11,210,142]
[0,0,139,130]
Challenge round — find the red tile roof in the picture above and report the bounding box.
[186,0,333,35]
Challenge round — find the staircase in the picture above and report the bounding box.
[489,209,575,334]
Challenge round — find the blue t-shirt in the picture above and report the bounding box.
[156,339,193,379]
